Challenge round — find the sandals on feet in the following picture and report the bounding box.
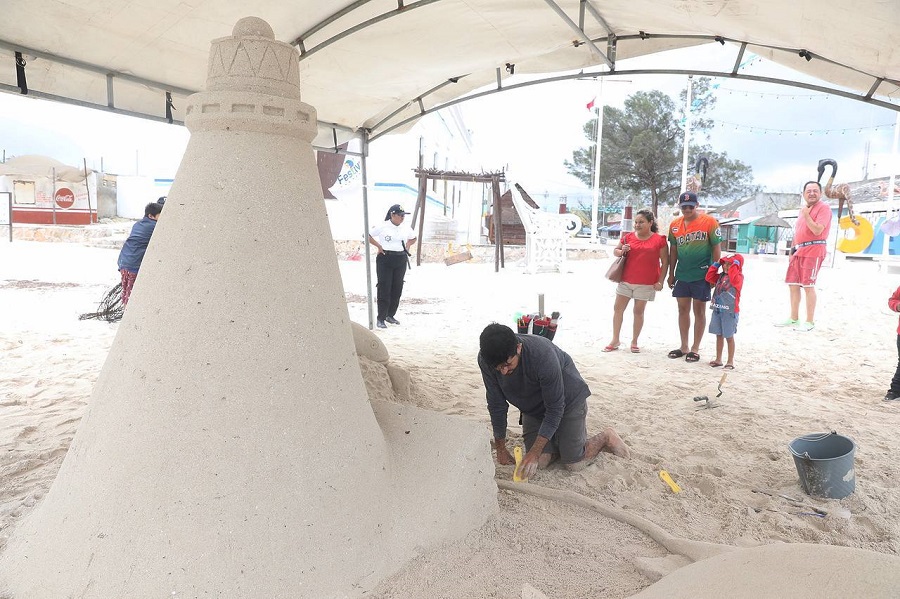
[685,352,700,363]
[667,349,685,359]
[631,345,640,354]
[723,364,735,370]
[602,344,620,353]
[709,360,723,367]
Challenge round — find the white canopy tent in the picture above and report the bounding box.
[1,0,898,151]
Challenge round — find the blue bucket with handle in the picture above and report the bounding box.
[788,431,856,499]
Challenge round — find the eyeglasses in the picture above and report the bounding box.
[495,355,517,373]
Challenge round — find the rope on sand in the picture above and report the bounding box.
[78,283,125,322]
[496,479,733,562]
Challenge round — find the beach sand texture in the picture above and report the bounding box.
[1,239,900,597]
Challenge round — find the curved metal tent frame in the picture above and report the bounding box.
[371,62,900,143]
[1,0,898,150]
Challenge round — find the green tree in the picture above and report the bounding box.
[692,146,760,201]
[679,77,717,133]
[564,78,756,215]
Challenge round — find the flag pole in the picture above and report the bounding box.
[680,75,693,193]
[590,78,604,243]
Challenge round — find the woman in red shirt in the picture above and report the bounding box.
[603,209,669,353]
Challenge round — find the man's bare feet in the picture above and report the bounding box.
[565,428,630,470]
[599,427,630,458]
[538,453,556,469]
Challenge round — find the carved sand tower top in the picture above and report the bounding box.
[185,16,315,139]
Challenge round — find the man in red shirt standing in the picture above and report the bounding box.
[775,181,832,332]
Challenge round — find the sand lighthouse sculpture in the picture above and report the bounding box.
[0,17,496,598]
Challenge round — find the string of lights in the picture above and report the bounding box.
[715,86,828,100]
[709,119,895,136]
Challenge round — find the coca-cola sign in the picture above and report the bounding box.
[54,187,75,209]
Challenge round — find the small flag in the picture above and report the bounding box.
[586,97,596,111]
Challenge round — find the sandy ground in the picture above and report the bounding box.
[2,238,900,597]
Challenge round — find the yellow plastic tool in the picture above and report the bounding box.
[659,470,681,493]
[513,446,528,482]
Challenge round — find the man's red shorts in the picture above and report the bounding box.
[785,254,823,287]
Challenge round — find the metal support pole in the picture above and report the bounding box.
[83,158,94,224]
[1,192,11,242]
[414,176,427,266]
[51,167,57,225]
[416,183,426,267]
[492,176,504,271]
[884,112,900,257]
[360,131,375,330]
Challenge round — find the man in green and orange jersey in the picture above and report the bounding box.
[666,191,722,363]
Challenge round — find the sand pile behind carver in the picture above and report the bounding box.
[0,17,496,598]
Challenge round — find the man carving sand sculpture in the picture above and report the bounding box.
[478,323,629,478]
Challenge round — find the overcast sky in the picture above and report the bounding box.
[460,44,900,205]
[0,44,897,203]
[0,95,190,178]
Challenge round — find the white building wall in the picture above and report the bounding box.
[325,107,489,245]
[116,176,172,218]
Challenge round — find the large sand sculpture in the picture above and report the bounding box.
[0,17,496,597]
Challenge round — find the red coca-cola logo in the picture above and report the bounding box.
[54,187,76,209]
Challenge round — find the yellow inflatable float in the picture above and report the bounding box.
[817,158,875,254]
[837,214,874,254]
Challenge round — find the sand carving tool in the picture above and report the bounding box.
[716,371,727,397]
[751,488,828,516]
[693,395,713,410]
[513,446,528,483]
[693,372,729,410]
[659,470,681,493]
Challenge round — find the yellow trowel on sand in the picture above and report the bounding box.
[513,446,528,482]
[659,470,682,493]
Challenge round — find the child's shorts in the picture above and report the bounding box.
[709,310,739,338]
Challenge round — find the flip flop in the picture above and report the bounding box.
[602,344,620,352]
[709,360,723,367]
[667,349,685,359]
[630,345,640,354]
[723,364,735,370]
[685,352,701,363]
